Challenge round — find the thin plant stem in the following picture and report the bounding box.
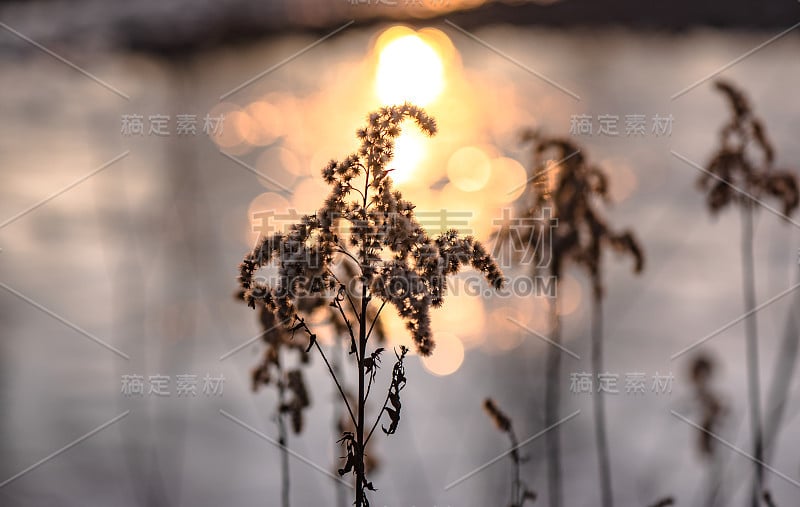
[326,267,362,323]
[741,204,764,507]
[483,398,533,506]
[336,247,363,273]
[591,294,613,507]
[331,296,360,363]
[333,335,348,507]
[356,283,368,507]
[365,361,376,404]
[346,184,365,202]
[509,428,522,506]
[277,366,290,507]
[314,338,357,427]
[343,288,362,326]
[545,293,563,507]
[294,316,357,427]
[366,300,387,342]
[365,388,391,446]
[355,159,372,507]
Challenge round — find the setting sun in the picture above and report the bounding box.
[389,124,427,183]
[374,28,448,185]
[375,33,445,106]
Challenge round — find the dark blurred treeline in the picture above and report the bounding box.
[0,0,796,56]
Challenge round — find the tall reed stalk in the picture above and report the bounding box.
[483,398,536,506]
[740,203,764,506]
[591,295,612,507]
[544,295,563,507]
[499,131,643,507]
[696,80,798,506]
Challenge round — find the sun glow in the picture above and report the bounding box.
[375,28,447,185]
[375,32,445,107]
[389,125,427,183]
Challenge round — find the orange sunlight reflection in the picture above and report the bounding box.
[421,332,465,376]
[390,125,427,184]
[431,277,486,349]
[375,27,448,185]
[223,24,546,357]
[447,146,491,192]
[375,29,444,107]
[557,274,582,316]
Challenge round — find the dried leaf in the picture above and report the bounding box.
[382,346,408,435]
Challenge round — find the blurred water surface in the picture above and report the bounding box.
[1,25,799,507]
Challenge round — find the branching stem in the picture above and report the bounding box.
[294,318,357,427]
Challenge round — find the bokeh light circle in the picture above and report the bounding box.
[421,332,465,376]
[447,146,491,192]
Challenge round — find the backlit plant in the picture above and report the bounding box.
[697,79,798,507]
[498,130,643,507]
[234,289,310,507]
[483,398,537,507]
[236,255,384,507]
[238,103,503,506]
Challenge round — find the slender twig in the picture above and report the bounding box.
[341,277,363,324]
[331,295,360,363]
[741,203,765,507]
[363,304,388,403]
[346,184,365,201]
[364,358,377,404]
[343,290,362,325]
[482,398,534,506]
[325,266,344,286]
[332,333,350,507]
[316,339,357,427]
[544,295,563,507]
[326,267,362,324]
[276,360,291,507]
[366,300,387,342]
[335,247,363,270]
[294,318,357,427]
[509,427,522,506]
[592,295,613,507]
[364,389,391,446]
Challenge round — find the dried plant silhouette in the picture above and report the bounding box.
[324,259,387,507]
[237,257,384,507]
[498,130,643,507]
[647,498,675,507]
[697,79,799,507]
[483,398,537,506]
[762,491,778,507]
[238,104,503,507]
[235,290,311,507]
[688,353,727,506]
